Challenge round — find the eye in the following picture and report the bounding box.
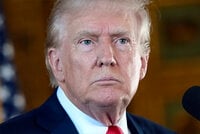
[117,38,129,45]
[80,39,93,46]
[115,38,131,46]
[114,37,132,51]
[76,39,95,52]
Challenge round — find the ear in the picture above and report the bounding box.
[48,48,65,82]
[139,54,149,80]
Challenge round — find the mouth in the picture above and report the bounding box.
[92,77,121,86]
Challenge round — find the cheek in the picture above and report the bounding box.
[121,52,142,77]
[121,54,142,88]
[61,55,86,97]
[62,53,92,87]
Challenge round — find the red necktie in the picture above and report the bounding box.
[106,126,124,134]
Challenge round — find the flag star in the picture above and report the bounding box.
[3,41,14,59]
[0,64,15,81]
[0,85,11,102]
[13,94,26,110]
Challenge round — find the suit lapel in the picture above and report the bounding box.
[35,89,79,134]
[127,113,143,134]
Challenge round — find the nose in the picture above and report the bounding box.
[96,43,117,67]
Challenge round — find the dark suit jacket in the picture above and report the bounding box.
[0,90,176,134]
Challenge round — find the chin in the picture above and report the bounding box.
[92,93,128,108]
[86,87,130,107]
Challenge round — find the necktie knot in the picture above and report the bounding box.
[106,125,124,134]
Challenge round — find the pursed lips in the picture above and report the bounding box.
[92,77,121,86]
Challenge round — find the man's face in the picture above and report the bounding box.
[49,5,148,111]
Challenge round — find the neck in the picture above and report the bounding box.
[60,86,128,126]
[80,102,126,126]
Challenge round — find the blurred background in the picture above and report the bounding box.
[0,0,200,133]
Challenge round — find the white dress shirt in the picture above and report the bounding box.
[57,87,129,134]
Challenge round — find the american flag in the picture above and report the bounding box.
[0,7,25,121]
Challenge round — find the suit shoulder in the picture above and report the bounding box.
[1,109,37,125]
[0,108,46,134]
[127,113,176,134]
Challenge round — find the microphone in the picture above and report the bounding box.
[182,86,200,121]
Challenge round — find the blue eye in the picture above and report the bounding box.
[118,38,129,45]
[77,39,95,52]
[80,40,93,46]
[115,38,132,51]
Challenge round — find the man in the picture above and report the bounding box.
[0,0,176,133]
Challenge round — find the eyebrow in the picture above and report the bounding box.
[111,31,131,38]
[75,30,101,38]
[75,29,132,38]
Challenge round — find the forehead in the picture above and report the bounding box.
[62,2,139,37]
[71,13,134,36]
[62,0,136,13]
[67,0,136,19]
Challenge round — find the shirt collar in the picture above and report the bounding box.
[57,87,129,134]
